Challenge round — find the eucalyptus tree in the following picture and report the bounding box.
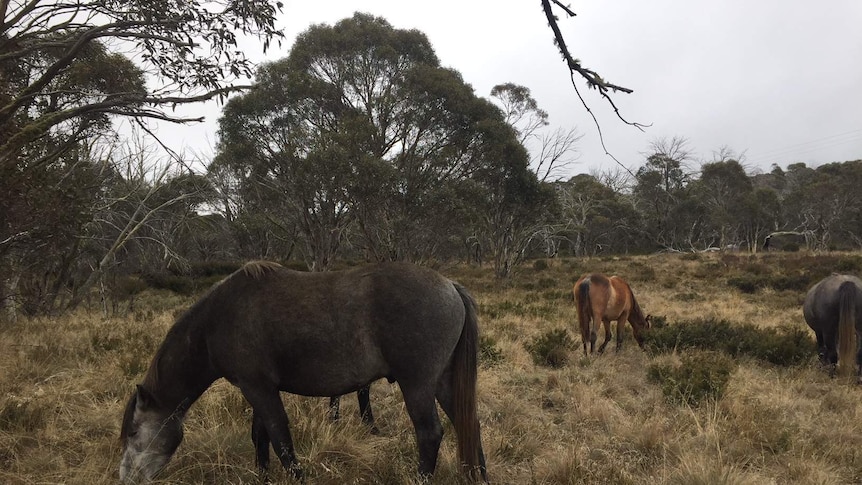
[489,83,581,183]
[1,0,283,318]
[216,13,525,268]
[632,137,703,250]
[782,161,862,250]
[557,174,640,256]
[696,159,754,248]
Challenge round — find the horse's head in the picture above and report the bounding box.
[632,314,653,349]
[119,385,184,484]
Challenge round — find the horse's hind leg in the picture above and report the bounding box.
[357,385,379,434]
[814,330,827,366]
[435,375,488,481]
[823,328,839,377]
[251,411,271,481]
[328,396,341,421]
[598,319,612,354]
[400,384,443,479]
[241,385,303,480]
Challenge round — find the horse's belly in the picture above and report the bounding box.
[274,351,386,397]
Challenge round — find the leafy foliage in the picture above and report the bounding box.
[645,318,815,367]
[525,328,577,368]
[479,335,505,367]
[648,350,737,406]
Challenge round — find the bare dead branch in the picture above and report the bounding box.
[540,0,652,175]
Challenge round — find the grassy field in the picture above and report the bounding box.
[3,252,862,484]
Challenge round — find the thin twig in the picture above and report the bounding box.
[540,0,652,175]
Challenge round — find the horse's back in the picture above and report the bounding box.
[804,274,862,331]
[202,262,465,396]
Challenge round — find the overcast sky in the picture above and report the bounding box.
[150,0,862,180]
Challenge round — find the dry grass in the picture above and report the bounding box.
[2,252,861,484]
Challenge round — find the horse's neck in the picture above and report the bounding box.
[144,324,217,412]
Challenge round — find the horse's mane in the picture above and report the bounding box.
[629,287,646,323]
[140,264,279,394]
[241,260,283,280]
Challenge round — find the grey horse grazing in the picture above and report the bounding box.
[120,261,488,483]
[803,274,862,379]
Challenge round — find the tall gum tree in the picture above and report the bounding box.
[215,13,528,268]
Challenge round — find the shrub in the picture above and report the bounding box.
[479,335,504,367]
[536,277,556,289]
[0,399,48,432]
[141,273,197,295]
[834,256,862,273]
[769,273,813,292]
[648,350,736,406]
[525,328,576,368]
[645,318,815,367]
[532,259,549,271]
[727,275,768,293]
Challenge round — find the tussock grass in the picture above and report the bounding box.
[3,252,862,484]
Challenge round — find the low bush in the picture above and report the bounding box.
[727,275,769,293]
[648,350,737,406]
[525,328,576,368]
[645,318,815,367]
[479,335,504,367]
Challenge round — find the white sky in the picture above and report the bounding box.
[148,0,862,180]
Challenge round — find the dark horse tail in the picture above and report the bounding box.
[838,281,858,377]
[453,283,486,482]
[576,279,593,341]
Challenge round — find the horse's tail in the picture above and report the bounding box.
[837,281,858,377]
[576,279,594,342]
[452,283,486,482]
[628,286,646,327]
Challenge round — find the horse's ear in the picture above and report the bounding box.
[136,385,154,409]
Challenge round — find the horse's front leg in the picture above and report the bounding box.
[241,386,303,481]
[251,411,271,482]
[615,313,628,351]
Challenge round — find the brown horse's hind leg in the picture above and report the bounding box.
[579,316,591,356]
[597,319,612,354]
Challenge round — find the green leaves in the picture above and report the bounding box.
[214,13,525,267]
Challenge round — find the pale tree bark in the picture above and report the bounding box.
[65,139,207,310]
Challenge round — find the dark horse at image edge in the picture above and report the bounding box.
[803,274,862,379]
[119,261,487,483]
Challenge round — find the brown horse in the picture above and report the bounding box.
[803,274,862,379]
[573,273,651,355]
[119,261,487,483]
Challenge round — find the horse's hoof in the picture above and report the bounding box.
[289,464,305,482]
